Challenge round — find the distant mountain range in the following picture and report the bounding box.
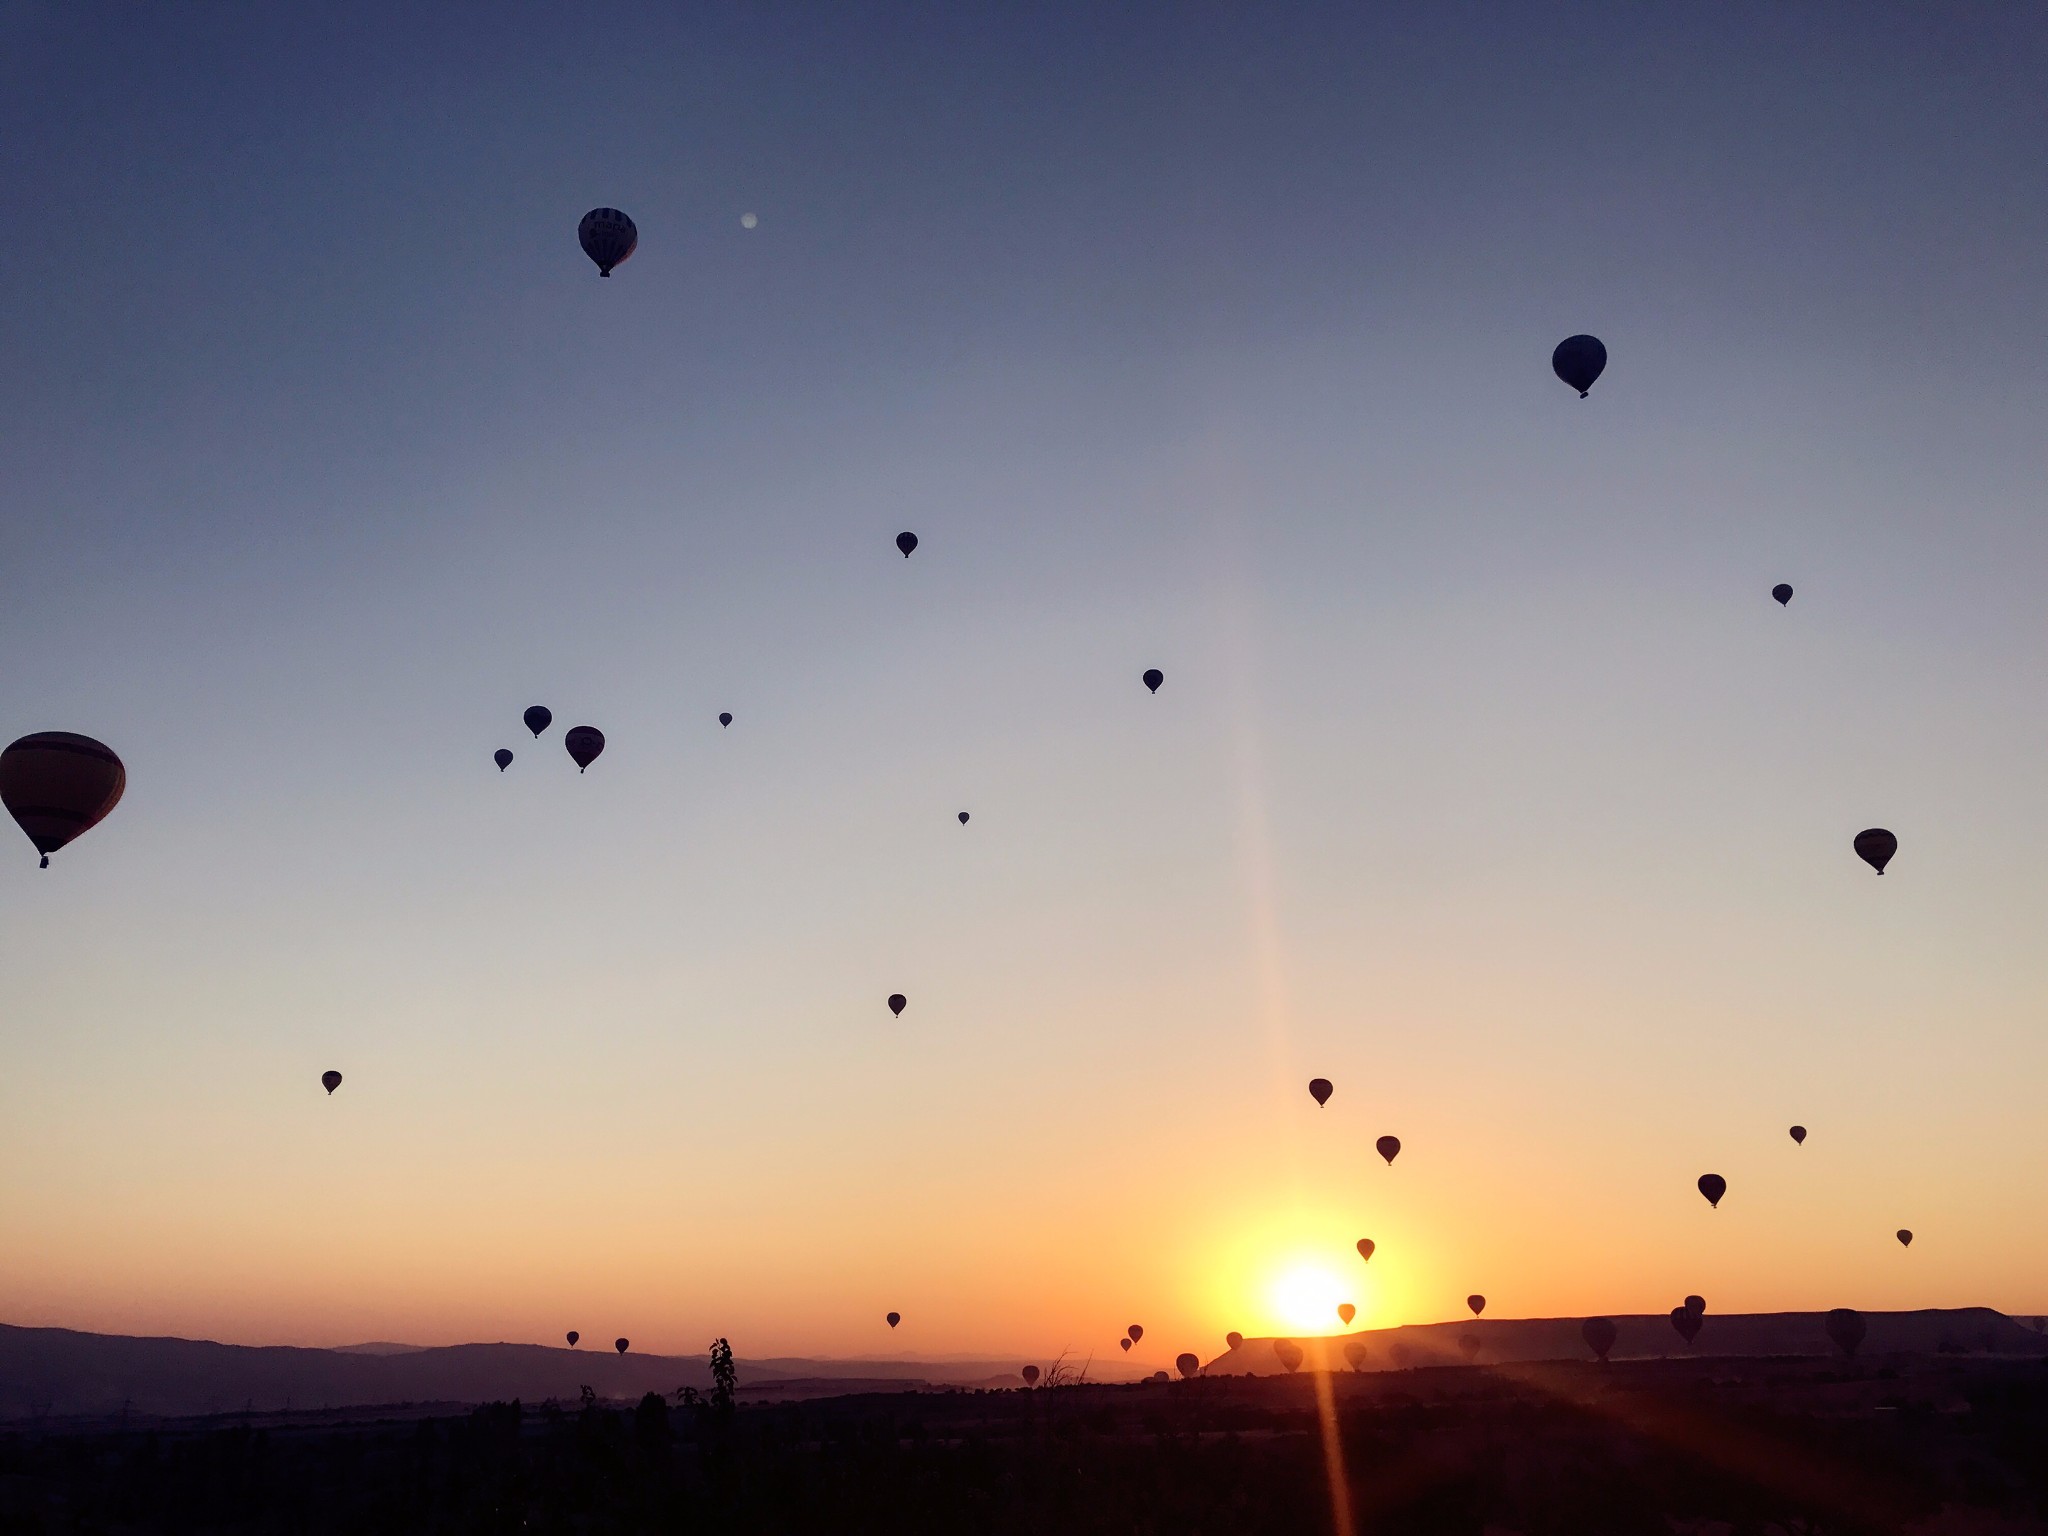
[4,1310,2043,1422]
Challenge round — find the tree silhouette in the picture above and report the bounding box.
[709,1337,737,1418]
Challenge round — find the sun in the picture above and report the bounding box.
[1270,1263,1352,1334]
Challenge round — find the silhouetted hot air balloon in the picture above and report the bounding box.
[614,1338,630,1355]
[1377,1136,1401,1165]
[886,1312,900,1328]
[1344,1341,1367,1371]
[1021,1364,1039,1385]
[1855,828,1897,874]
[1126,1325,1143,1344]
[1467,1295,1486,1317]
[1308,1078,1332,1107]
[321,1071,342,1095]
[1790,1125,1807,1145]
[887,993,906,1017]
[1337,1303,1355,1325]
[524,706,552,737]
[1176,1352,1199,1378]
[1458,1334,1481,1361]
[494,749,513,772]
[958,811,969,824]
[1119,1338,1131,1352]
[2,733,126,868]
[1142,668,1163,693]
[1670,1307,1701,1345]
[1773,583,1794,606]
[565,726,605,772]
[1582,1317,1617,1361]
[1552,334,1607,397]
[578,208,637,276]
[1274,1340,1304,1373]
[1897,1229,1913,1247]
[896,531,918,558]
[1226,1332,1244,1351]
[718,713,731,728]
[1356,1239,1375,1262]
[1826,1307,1865,1358]
[1698,1174,1726,1208]
[1684,1295,1705,1315]
[566,1331,579,1347]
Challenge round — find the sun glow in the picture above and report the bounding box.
[1271,1264,1352,1334]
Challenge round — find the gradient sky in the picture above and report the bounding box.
[2,3,2045,1371]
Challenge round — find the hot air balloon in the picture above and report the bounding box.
[1698,1173,1726,1208]
[887,993,906,1017]
[1467,1295,1486,1317]
[1458,1334,1481,1361]
[565,726,605,772]
[1376,1136,1401,1165]
[1142,668,1163,693]
[1582,1317,1617,1361]
[2,733,126,868]
[1825,1307,1865,1358]
[1684,1295,1705,1315]
[896,532,918,558]
[1176,1353,1199,1379]
[1274,1340,1304,1373]
[1119,1338,1131,1352]
[494,749,513,772]
[886,1312,900,1328]
[1308,1078,1332,1107]
[1021,1364,1039,1385]
[1670,1307,1701,1345]
[321,1071,342,1095]
[1552,334,1607,397]
[1344,1341,1367,1371]
[1337,1303,1355,1325]
[1356,1239,1375,1262]
[1855,828,1897,874]
[1773,583,1794,606]
[614,1338,630,1355]
[578,208,637,276]
[958,811,969,824]
[1897,1229,1913,1248]
[524,706,553,737]
[1790,1125,1807,1145]
[1226,1332,1244,1351]
[1126,1325,1143,1344]
[719,713,732,728]
[567,1331,580,1347]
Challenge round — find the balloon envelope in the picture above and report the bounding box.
[578,208,637,275]
[614,1338,629,1355]
[523,706,552,737]
[1356,1239,1375,1263]
[1826,1307,1866,1357]
[1790,1125,1807,1145]
[1897,1229,1913,1247]
[1337,1303,1355,1325]
[1376,1135,1402,1165]
[1697,1173,1726,1208]
[896,531,918,557]
[321,1070,342,1095]
[887,993,906,1017]
[1142,668,1163,693]
[1021,1364,1039,1384]
[1344,1341,1368,1371]
[1467,1295,1485,1317]
[886,1313,900,1328]
[1582,1317,1617,1361]
[1773,583,1794,605]
[1684,1295,1705,1315]
[1308,1078,1332,1107]
[1274,1340,1304,1373]
[1855,828,1897,874]
[1226,1332,1244,1351]
[494,749,513,772]
[1176,1352,1199,1379]
[1670,1307,1702,1344]
[566,1332,579,1347]
[1126,1325,1143,1343]
[2,733,126,867]
[1551,334,1607,396]
[565,726,605,771]
[718,713,732,727]
[1119,1338,1131,1352]
[958,811,969,824]
[1458,1334,1481,1360]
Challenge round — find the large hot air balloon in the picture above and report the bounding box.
[1356,1239,1375,1263]
[1670,1307,1701,1345]
[566,1331,580,1347]
[1119,1338,1131,1352]
[896,531,918,558]
[1308,1078,1333,1107]
[494,749,513,772]
[524,706,553,737]
[1551,334,1607,397]
[887,993,906,1017]
[1467,1295,1486,1317]
[1142,668,1164,694]
[1126,1325,1143,1344]
[1225,1332,1244,1351]
[1684,1295,1705,1315]
[1376,1136,1401,1166]
[886,1312,900,1328]
[1790,1125,1807,1145]
[1697,1173,1726,1208]
[1021,1364,1039,1385]
[1581,1317,1617,1361]
[1896,1229,1913,1248]
[1176,1352,1199,1379]
[1458,1334,1481,1361]
[718,713,732,728]
[2,733,126,868]
[614,1338,630,1355]
[321,1071,342,1095]
[1772,583,1794,606]
[1343,1341,1367,1371]
[1337,1303,1355,1325]
[578,208,638,276]
[1825,1307,1865,1358]
[1274,1340,1304,1373]
[1854,828,1897,874]
[565,726,605,772]
[958,811,969,825]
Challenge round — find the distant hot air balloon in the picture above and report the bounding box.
[718,713,732,728]
[1126,1325,1143,1344]
[1697,1173,1726,1208]
[2,733,126,868]
[1458,1334,1481,1361]
[524,706,552,737]
[1790,1125,1807,1145]
[886,1312,900,1328]
[578,208,638,276]
[1274,1340,1304,1373]
[1467,1296,1486,1317]
[614,1338,629,1355]
[887,993,906,1017]
[1551,334,1607,397]
[494,749,513,772]
[1826,1307,1865,1358]
[1684,1295,1705,1316]
[1896,1229,1913,1248]
[1176,1352,1199,1379]
[1670,1307,1701,1345]
[1337,1303,1355,1325]
[1581,1317,1617,1361]
[565,726,605,772]
[567,1331,580,1347]
[1119,1338,1131,1352]
[1142,668,1163,694]
[321,1070,342,1095]
[1226,1332,1244,1351]
[1356,1239,1375,1263]
[1376,1136,1401,1166]
[1772,583,1794,606]
[958,811,969,824]
[1021,1364,1039,1385]
[896,532,918,558]
[1308,1078,1333,1107]
[1344,1341,1367,1371]
[1855,828,1897,874]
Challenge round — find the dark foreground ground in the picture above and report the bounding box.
[3,1353,2044,1535]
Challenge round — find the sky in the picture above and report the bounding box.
[1,2,2046,1371]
